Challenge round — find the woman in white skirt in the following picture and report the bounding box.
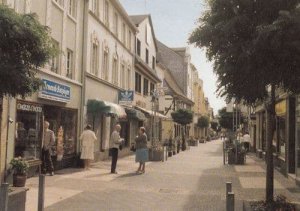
[135,127,148,174]
[80,125,97,170]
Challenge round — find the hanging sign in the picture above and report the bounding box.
[118,90,134,106]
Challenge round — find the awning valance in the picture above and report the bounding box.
[135,106,168,119]
[125,108,146,121]
[87,99,126,118]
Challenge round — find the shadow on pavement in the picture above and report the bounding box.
[117,172,141,178]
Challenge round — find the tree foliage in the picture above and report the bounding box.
[0,5,57,97]
[210,121,219,131]
[189,0,300,104]
[218,108,233,130]
[189,0,300,202]
[171,109,193,126]
[197,116,209,128]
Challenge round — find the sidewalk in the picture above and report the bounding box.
[25,140,300,211]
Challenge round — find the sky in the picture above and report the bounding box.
[119,0,226,113]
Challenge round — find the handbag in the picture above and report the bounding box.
[119,144,123,151]
[130,143,136,152]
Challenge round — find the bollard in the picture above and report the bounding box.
[0,183,9,211]
[38,174,45,211]
[227,192,235,211]
[226,182,232,211]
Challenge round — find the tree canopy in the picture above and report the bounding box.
[0,5,57,97]
[197,116,209,128]
[189,0,300,104]
[171,109,193,126]
[189,0,300,202]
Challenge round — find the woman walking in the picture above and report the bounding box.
[135,127,148,174]
[80,125,97,170]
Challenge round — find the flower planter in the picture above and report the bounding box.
[243,200,300,211]
[13,174,27,187]
[149,149,164,161]
[8,187,29,211]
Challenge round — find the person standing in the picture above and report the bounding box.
[109,124,123,174]
[242,132,251,152]
[42,121,55,176]
[80,125,97,170]
[135,127,148,174]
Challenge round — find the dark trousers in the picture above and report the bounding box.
[42,148,54,173]
[110,148,118,173]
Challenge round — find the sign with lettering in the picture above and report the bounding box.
[17,102,43,113]
[118,90,134,106]
[39,79,71,103]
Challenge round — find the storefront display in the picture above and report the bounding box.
[275,100,287,159]
[15,101,78,168]
[15,101,43,160]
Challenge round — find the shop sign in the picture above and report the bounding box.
[118,90,134,106]
[39,79,71,103]
[275,100,286,116]
[17,102,43,113]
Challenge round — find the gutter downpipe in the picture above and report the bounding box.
[79,0,89,148]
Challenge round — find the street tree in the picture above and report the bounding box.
[171,109,193,151]
[218,108,233,131]
[210,121,219,132]
[0,5,57,97]
[189,0,300,203]
[197,116,209,129]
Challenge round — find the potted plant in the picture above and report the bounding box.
[149,141,164,161]
[10,157,29,187]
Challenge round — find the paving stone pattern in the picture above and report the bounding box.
[25,140,300,211]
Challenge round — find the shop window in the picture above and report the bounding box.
[120,121,130,147]
[277,116,286,159]
[15,102,43,160]
[44,106,77,157]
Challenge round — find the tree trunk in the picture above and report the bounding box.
[266,84,276,203]
[182,125,186,151]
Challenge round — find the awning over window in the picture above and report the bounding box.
[125,108,146,121]
[87,99,127,118]
[135,106,168,119]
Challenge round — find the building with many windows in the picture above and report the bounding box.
[0,0,85,180]
[83,0,138,160]
[129,14,163,142]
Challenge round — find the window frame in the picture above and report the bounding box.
[145,48,149,64]
[102,47,109,80]
[104,0,109,27]
[136,39,141,56]
[49,39,60,74]
[135,72,141,93]
[66,49,73,79]
[143,78,149,96]
[68,0,77,17]
[112,55,119,85]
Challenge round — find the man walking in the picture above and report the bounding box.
[110,124,123,174]
[42,121,55,176]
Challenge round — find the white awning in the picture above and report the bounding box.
[135,106,168,119]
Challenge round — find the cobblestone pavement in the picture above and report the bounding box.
[25,140,300,211]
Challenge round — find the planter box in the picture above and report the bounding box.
[149,149,164,161]
[8,187,29,211]
[243,200,300,211]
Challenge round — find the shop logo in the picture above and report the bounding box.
[119,90,134,106]
[17,103,43,112]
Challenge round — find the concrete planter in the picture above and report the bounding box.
[243,200,300,211]
[8,187,29,211]
[149,149,164,161]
